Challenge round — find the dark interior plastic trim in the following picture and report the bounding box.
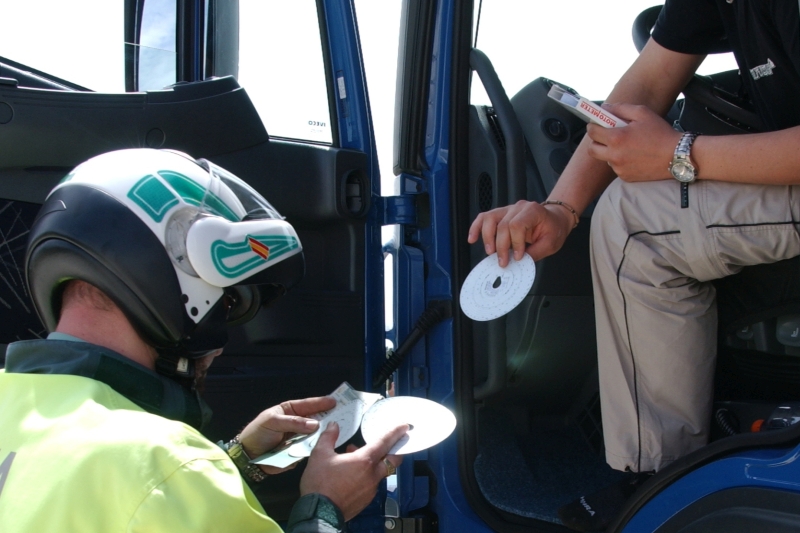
[177,0,205,83]
[469,49,526,202]
[205,0,240,81]
[393,0,437,176]
[0,56,87,92]
[124,0,144,91]
[0,76,266,173]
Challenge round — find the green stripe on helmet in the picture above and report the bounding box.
[158,170,240,222]
[127,175,180,223]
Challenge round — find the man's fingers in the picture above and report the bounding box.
[508,213,532,262]
[494,224,512,267]
[479,216,499,257]
[282,396,337,417]
[264,413,322,435]
[311,421,340,455]
[586,123,612,149]
[467,212,485,244]
[362,424,409,463]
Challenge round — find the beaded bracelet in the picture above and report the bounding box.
[541,200,580,229]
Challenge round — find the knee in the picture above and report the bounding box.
[590,179,627,247]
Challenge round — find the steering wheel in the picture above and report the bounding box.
[632,5,763,132]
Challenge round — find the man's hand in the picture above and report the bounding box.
[239,396,336,475]
[586,103,682,182]
[467,199,575,266]
[300,421,408,521]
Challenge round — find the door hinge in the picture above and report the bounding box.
[382,195,417,226]
[382,174,430,228]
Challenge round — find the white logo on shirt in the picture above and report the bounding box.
[750,58,776,80]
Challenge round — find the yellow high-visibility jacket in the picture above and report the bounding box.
[0,370,283,532]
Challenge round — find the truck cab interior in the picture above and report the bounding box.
[460,3,800,531]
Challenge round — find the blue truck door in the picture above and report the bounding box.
[383,0,496,531]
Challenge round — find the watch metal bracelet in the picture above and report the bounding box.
[669,131,700,184]
[675,131,698,156]
[223,434,268,483]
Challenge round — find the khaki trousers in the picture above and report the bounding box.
[590,178,800,472]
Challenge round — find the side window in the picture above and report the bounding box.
[238,0,333,143]
[133,0,178,91]
[0,1,126,92]
[1,1,333,143]
[0,0,175,93]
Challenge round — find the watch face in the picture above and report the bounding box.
[671,162,695,183]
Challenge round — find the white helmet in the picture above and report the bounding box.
[26,148,304,363]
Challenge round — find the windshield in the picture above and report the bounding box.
[1,1,126,92]
[471,0,738,104]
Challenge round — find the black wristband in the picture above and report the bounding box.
[287,493,345,532]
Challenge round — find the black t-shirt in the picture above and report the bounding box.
[651,0,800,131]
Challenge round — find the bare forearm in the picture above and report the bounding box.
[548,82,675,215]
[550,40,703,214]
[693,128,800,185]
[548,137,617,215]
[467,42,705,264]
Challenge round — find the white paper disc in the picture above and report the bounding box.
[288,400,365,458]
[459,252,535,321]
[361,397,457,455]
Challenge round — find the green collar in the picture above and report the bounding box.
[5,339,212,430]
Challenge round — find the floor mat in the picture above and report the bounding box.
[475,414,627,524]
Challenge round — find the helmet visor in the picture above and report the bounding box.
[195,158,284,222]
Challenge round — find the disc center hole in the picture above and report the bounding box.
[492,276,502,289]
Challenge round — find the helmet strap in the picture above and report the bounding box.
[155,351,199,390]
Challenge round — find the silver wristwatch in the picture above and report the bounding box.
[222,434,268,483]
[668,132,699,183]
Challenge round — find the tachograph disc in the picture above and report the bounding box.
[459,252,535,321]
[361,397,456,455]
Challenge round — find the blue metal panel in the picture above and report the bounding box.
[622,445,800,531]
[389,0,493,528]
[388,233,427,513]
[382,195,418,226]
[320,0,377,158]
[319,0,385,396]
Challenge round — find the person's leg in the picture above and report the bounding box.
[591,178,800,473]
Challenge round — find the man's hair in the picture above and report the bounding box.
[60,280,116,313]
